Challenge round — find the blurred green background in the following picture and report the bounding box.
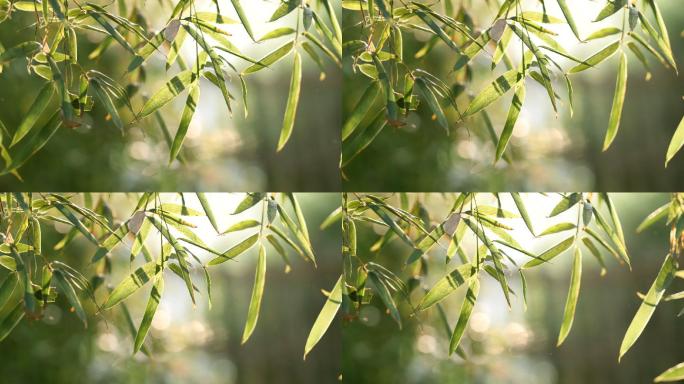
[0,1,340,191]
[0,193,341,384]
[343,193,684,384]
[342,1,684,191]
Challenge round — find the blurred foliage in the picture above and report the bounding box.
[341,193,684,383]
[0,192,341,383]
[341,0,684,191]
[0,0,341,190]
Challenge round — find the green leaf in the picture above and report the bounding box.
[233,193,265,214]
[655,362,684,382]
[636,203,668,233]
[495,83,525,162]
[258,27,296,42]
[414,10,461,53]
[231,0,255,41]
[0,41,41,63]
[1,112,61,175]
[569,41,620,73]
[11,82,54,146]
[586,27,622,41]
[242,244,266,344]
[415,77,448,132]
[619,254,675,361]
[463,69,524,117]
[556,0,582,40]
[523,236,575,268]
[342,81,380,141]
[277,51,302,151]
[557,247,582,346]
[603,51,627,151]
[539,223,576,236]
[134,275,164,353]
[303,276,342,360]
[417,263,477,311]
[594,0,625,22]
[139,70,198,118]
[223,220,260,233]
[196,193,218,233]
[0,302,24,342]
[549,193,582,217]
[169,84,199,163]
[511,193,535,236]
[53,270,87,326]
[449,277,479,355]
[665,115,684,167]
[242,40,294,74]
[368,271,401,328]
[208,233,259,265]
[90,79,124,132]
[104,262,162,309]
[53,203,99,245]
[341,110,386,166]
[0,273,18,310]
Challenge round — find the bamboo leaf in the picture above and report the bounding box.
[134,275,164,353]
[523,236,574,268]
[258,27,296,42]
[342,81,380,141]
[550,193,582,217]
[368,271,401,328]
[53,270,87,326]
[0,273,18,310]
[231,0,255,41]
[569,41,620,73]
[511,193,535,236]
[11,82,54,146]
[195,192,219,233]
[558,247,582,346]
[655,362,684,382]
[603,51,627,151]
[139,70,198,118]
[495,84,525,162]
[208,233,259,265]
[233,193,265,214]
[636,203,668,233]
[242,244,266,344]
[169,84,199,163]
[449,277,479,355]
[242,40,294,74]
[104,262,162,309]
[463,69,524,117]
[303,275,342,360]
[586,27,621,41]
[417,263,477,311]
[556,0,582,41]
[415,77,448,132]
[90,79,124,132]
[539,223,576,236]
[0,302,24,342]
[223,220,260,233]
[594,1,625,22]
[277,52,302,151]
[619,254,675,361]
[665,115,684,167]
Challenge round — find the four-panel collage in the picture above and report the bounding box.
[0,1,683,383]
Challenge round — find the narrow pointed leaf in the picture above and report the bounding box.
[463,69,524,117]
[569,41,620,73]
[104,262,162,309]
[665,115,684,167]
[523,236,575,268]
[231,0,255,41]
[655,362,684,382]
[495,84,525,161]
[417,263,477,311]
[342,81,380,141]
[139,70,198,118]
[449,277,479,355]
[169,84,199,163]
[208,233,259,265]
[603,52,627,151]
[196,192,219,233]
[242,244,266,344]
[511,193,535,236]
[303,276,342,359]
[277,51,301,151]
[619,254,675,361]
[134,275,164,353]
[11,82,54,146]
[242,40,294,74]
[558,248,582,346]
[53,270,87,326]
